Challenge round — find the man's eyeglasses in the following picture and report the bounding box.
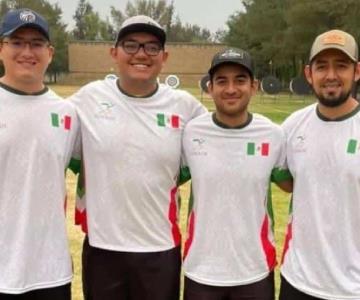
[2,39,50,51]
[119,40,163,56]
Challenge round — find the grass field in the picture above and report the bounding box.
[52,85,315,300]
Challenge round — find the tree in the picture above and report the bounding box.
[224,0,360,83]
[283,0,360,77]
[72,0,114,41]
[110,6,125,31]
[225,0,288,78]
[110,0,212,43]
[110,0,175,32]
[0,0,69,82]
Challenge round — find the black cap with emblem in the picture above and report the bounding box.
[208,48,254,78]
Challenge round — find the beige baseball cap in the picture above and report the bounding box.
[309,29,358,62]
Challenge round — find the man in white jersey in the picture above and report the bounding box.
[0,8,79,300]
[279,30,360,300]
[69,15,206,300]
[182,48,292,300]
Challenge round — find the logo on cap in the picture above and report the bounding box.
[220,49,244,59]
[19,10,36,23]
[322,31,346,46]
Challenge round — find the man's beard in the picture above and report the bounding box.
[314,89,352,108]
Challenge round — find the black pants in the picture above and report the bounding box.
[279,275,325,300]
[0,283,71,300]
[184,272,274,300]
[82,236,181,300]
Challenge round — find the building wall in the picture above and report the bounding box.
[63,41,225,87]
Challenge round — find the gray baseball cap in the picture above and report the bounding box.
[309,29,358,62]
[116,15,166,46]
[209,48,254,78]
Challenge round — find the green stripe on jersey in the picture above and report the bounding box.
[178,166,191,185]
[187,184,194,217]
[68,158,81,174]
[267,182,274,232]
[271,168,293,183]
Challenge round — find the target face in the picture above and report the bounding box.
[289,77,312,95]
[199,74,210,94]
[165,75,180,89]
[105,74,117,80]
[260,76,281,95]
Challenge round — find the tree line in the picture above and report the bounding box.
[0,0,214,80]
[0,0,359,83]
[225,0,360,82]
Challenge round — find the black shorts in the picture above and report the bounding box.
[0,283,71,300]
[279,275,324,300]
[184,272,274,300]
[82,236,181,300]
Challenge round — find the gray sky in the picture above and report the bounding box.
[47,0,244,33]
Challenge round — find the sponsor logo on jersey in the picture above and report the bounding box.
[246,142,269,156]
[347,138,360,154]
[157,113,180,128]
[95,101,116,120]
[190,138,207,156]
[293,135,306,152]
[51,113,71,130]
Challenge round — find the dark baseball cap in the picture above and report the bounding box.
[0,8,50,41]
[116,15,166,46]
[209,48,254,78]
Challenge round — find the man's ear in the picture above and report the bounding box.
[110,46,117,60]
[304,65,313,85]
[354,62,360,82]
[251,78,259,96]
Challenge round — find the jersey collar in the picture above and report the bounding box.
[0,81,48,95]
[212,112,253,129]
[316,103,360,122]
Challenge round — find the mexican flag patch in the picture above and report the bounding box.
[157,113,180,128]
[247,142,269,156]
[51,113,71,130]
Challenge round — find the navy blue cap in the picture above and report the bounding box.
[0,9,50,40]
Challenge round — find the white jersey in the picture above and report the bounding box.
[182,112,287,286]
[0,85,79,294]
[70,78,206,252]
[281,104,360,299]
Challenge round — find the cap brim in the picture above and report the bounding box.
[2,23,49,41]
[310,45,357,62]
[117,23,166,45]
[209,61,254,78]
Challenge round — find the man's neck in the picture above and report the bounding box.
[0,76,45,94]
[214,111,250,128]
[317,97,359,120]
[118,79,158,97]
